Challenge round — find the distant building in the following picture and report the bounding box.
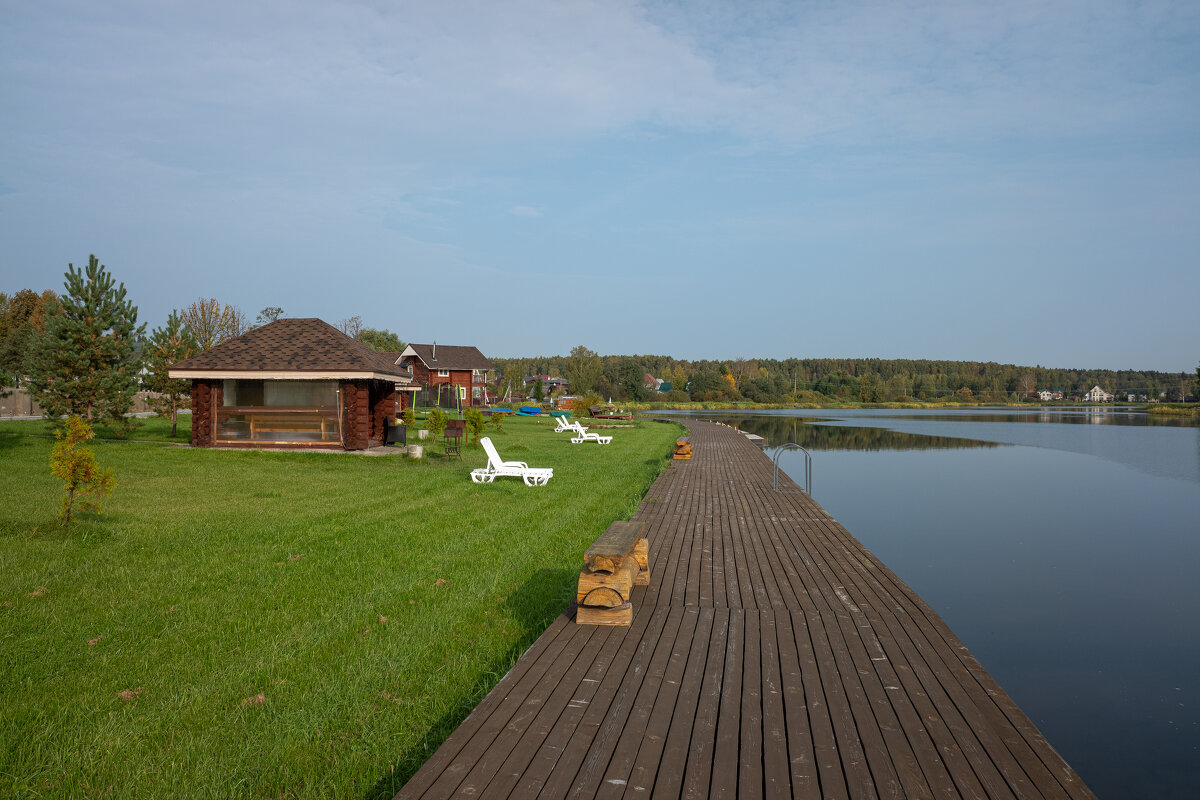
[399,343,493,408]
[524,375,569,395]
[1083,385,1114,403]
[1037,388,1065,401]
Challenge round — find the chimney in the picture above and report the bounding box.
[432,341,437,361]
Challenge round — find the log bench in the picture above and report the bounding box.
[248,413,331,439]
[576,520,649,626]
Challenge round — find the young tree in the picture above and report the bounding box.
[566,345,602,395]
[27,256,144,428]
[144,311,198,436]
[337,315,363,338]
[464,407,485,444]
[181,298,242,350]
[426,407,447,441]
[50,416,116,525]
[256,306,285,326]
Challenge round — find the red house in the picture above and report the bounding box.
[169,318,418,450]
[398,343,494,408]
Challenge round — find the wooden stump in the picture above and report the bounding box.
[577,521,649,626]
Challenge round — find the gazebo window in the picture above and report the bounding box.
[216,379,340,445]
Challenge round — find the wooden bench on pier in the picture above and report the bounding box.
[576,521,649,626]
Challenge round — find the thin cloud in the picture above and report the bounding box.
[510,205,541,218]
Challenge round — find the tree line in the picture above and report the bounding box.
[492,350,1200,404]
[3,257,1196,433]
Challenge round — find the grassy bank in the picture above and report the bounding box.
[1146,403,1200,417]
[0,415,682,798]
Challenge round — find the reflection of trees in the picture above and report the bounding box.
[709,416,998,452]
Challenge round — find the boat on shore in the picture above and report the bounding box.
[589,404,634,421]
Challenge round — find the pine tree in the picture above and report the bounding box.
[144,310,198,436]
[27,255,144,429]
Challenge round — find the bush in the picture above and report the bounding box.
[571,393,602,416]
[464,408,485,444]
[402,406,416,427]
[426,407,447,440]
[49,416,116,525]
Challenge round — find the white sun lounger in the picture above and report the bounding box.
[571,429,612,445]
[556,417,592,435]
[470,437,554,486]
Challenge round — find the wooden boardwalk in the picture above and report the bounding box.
[397,420,1095,799]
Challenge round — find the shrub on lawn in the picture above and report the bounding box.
[49,415,116,525]
[464,407,485,444]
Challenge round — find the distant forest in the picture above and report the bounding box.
[492,352,1199,404]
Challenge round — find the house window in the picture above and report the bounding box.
[437,369,450,377]
[216,379,339,445]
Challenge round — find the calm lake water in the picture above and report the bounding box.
[661,407,1200,799]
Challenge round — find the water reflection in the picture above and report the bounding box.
[702,414,999,451]
[815,406,1199,428]
[673,408,1200,485]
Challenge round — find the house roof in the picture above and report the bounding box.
[399,343,494,371]
[169,318,415,382]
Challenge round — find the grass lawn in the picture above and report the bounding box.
[0,414,682,798]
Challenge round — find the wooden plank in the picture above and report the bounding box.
[448,622,617,796]
[586,606,687,800]
[774,609,823,800]
[396,614,579,799]
[621,606,702,794]
[512,601,659,797]
[759,611,790,797]
[650,606,717,797]
[560,605,674,800]
[680,606,730,798]
[709,607,744,798]
[737,612,765,796]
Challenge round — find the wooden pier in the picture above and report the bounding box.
[397,420,1095,799]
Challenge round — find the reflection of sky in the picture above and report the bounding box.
[680,408,1200,485]
[807,415,1200,485]
[748,411,1200,799]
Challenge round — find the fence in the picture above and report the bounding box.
[1,386,161,418]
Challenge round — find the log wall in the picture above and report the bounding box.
[190,380,219,447]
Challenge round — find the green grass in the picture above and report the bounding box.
[0,415,682,798]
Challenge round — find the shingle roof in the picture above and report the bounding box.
[401,343,494,371]
[169,318,412,379]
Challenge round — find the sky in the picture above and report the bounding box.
[2,1,1198,372]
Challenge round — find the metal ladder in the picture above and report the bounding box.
[772,443,812,495]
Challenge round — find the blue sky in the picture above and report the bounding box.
[2,0,1198,371]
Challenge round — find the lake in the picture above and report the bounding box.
[659,407,1199,798]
